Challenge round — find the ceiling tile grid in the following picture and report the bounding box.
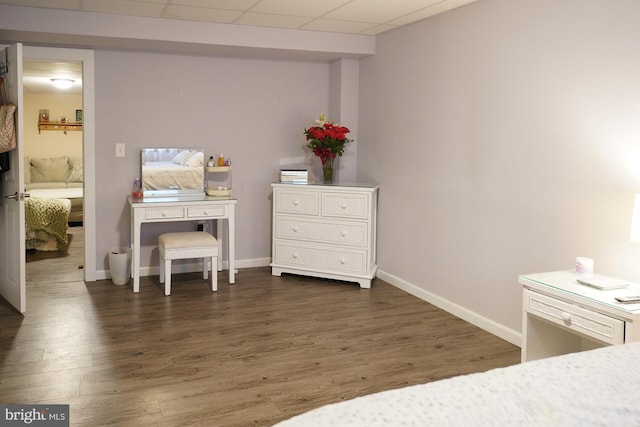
[0,0,480,35]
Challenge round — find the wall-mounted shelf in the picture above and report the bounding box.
[206,165,232,197]
[206,166,232,173]
[38,121,83,134]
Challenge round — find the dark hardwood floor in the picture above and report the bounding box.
[4,228,520,426]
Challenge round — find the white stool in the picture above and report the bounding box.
[158,231,218,296]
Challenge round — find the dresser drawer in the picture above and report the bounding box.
[275,216,368,247]
[273,241,367,275]
[187,205,226,218]
[321,192,369,219]
[524,290,624,345]
[145,208,184,220]
[275,189,319,216]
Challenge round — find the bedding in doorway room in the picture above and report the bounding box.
[25,197,70,250]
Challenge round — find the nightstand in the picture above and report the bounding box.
[519,271,640,362]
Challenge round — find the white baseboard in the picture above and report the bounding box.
[96,258,522,348]
[97,257,272,281]
[377,269,522,348]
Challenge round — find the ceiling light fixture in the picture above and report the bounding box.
[50,78,75,89]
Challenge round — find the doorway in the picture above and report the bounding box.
[23,59,85,284]
[22,46,97,295]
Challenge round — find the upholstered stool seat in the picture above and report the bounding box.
[158,231,218,296]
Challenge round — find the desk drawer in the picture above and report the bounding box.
[145,208,184,220]
[524,290,624,345]
[187,205,226,218]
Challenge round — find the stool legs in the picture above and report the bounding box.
[210,256,217,292]
[159,255,217,295]
[164,258,172,296]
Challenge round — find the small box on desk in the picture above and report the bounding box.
[280,168,308,183]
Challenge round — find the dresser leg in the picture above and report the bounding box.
[358,279,371,289]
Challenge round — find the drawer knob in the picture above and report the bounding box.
[340,258,346,264]
[560,312,572,324]
[292,226,299,232]
[162,212,167,217]
[203,210,208,215]
[292,253,299,259]
[340,231,347,237]
[294,200,300,206]
[341,203,347,209]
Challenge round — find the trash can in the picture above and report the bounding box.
[108,248,131,285]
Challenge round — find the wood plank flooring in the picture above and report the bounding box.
[4,229,520,426]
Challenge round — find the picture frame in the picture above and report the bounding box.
[75,109,83,122]
[38,109,49,122]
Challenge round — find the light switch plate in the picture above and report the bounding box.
[115,143,125,157]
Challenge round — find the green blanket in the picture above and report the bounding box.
[25,197,69,250]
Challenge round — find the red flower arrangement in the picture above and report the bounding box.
[304,114,352,165]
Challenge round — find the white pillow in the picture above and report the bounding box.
[172,150,193,165]
[184,151,204,167]
[68,157,83,182]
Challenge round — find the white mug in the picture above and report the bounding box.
[576,257,594,277]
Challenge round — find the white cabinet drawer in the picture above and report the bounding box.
[145,208,184,220]
[524,290,624,345]
[321,192,369,219]
[187,205,226,218]
[275,216,368,247]
[273,241,367,275]
[275,189,319,215]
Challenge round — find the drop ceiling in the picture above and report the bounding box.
[0,0,479,36]
[11,0,480,94]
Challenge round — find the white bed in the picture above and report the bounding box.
[28,187,83,224]
[141,160,204,190]
[25,197,71,251]
[141,149,204,191]
[274,343,640,426]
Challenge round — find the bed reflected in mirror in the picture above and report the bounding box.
[141,148,205,196]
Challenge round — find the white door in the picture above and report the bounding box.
[0,43,25,313]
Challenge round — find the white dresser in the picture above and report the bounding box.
[271,182,378,288]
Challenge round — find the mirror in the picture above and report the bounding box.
[141,148,205,196]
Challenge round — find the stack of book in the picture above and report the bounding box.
[280,169,308,183]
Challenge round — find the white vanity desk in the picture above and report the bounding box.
[128,195,237,293]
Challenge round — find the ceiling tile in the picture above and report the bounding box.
[235,12,311,29]
[163,5,243,23]
[302,18,377,35]
[82,0,164,17]
[325,0,442,23]
[170,0,256,10]
[389,0,480,26]
[250,0,352,18]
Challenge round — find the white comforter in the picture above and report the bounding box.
[274,343,640,426]
[141,161,203,190]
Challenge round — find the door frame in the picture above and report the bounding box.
[23,46,96,282]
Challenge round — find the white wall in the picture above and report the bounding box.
[94,50,331,271]
[358,0,640,338]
